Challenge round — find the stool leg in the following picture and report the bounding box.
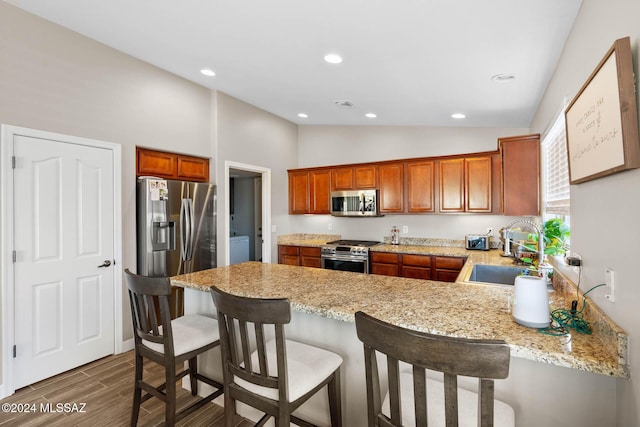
[130,351,143,427]
[188,357,198,396]
[328,369,342,427]
[166,361,177,427]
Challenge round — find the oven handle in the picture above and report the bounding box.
[321,254,368,262]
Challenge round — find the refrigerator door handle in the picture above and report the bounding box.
[185,198,195,261]
[180,198,189,261]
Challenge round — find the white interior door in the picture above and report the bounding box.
[12,134,115,389]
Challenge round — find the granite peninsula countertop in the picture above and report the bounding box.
[172,260,628,378]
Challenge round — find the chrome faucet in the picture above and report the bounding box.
[502,219,545,264]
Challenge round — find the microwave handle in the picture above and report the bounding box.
[360,193,365,214]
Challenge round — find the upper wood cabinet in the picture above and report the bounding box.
[406,160,435,213]
[136,147,210,182]
[439,156,493,213]
[331,165,377,190]
[465,156,492,213]
[378,163,404,213]
[288,169,331,214]
[500,134,540,216]
[439,159,465,212]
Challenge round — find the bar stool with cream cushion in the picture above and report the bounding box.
[355,311,514,427]
[210,286,343,427]
[124,269,224,427]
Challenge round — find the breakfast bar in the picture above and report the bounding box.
[171,261,627,427]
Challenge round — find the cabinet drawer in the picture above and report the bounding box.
[402,254,431,267]
[300,246,321,257]
[279,245,299,256]
[371,252,399,264]
[434,256,465,270]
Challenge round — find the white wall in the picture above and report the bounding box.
[215,92,298,264]
[295,125,532,242]
[0,1,215,353]
[529,0,640,425]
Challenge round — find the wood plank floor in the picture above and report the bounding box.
[0,351,252,427]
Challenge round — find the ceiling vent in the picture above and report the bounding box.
[333,100,354,108]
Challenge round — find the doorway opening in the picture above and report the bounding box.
[224,161,271,266]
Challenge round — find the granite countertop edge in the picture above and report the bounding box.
[171,260,629,379]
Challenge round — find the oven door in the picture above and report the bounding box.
[321,255,368,274]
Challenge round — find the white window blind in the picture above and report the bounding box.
[542,113,570,215]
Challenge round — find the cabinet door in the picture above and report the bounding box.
[465,157,492,212]
[500,134,541,216]
[309,170,331,214]
[370,252,400,276]
[406,161,435,213]
[137,147,177,178]
[400,253,432,279]
[278,245,300,265]
[354,165,377,188]
[288,172,309,214]
[331,167,354,190]
[378,163,404,213]
[300,247,322,268]
[439,159,465,212]
[177,155,209,182]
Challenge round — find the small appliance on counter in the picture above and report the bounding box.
[465,233,492,250]
[512,275,550,328]
[390,226,400,245]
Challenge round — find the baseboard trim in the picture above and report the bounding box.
[120,338,134,353]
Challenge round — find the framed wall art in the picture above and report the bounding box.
[564,36,640,184]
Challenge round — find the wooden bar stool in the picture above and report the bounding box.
[124,269,224,427]
[355,311,514,427]
[210,286,343,427]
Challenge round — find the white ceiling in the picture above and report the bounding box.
[6,0,582,127]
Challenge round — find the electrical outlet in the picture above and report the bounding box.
[328,223,333,231]
[402,225,409,233]
[486,227,494,235]
[605,268,615,302]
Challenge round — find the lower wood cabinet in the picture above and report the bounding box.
[433,256,466,282]
[278,245,322,268]
[370,252,400,276]
[370,252,466,283]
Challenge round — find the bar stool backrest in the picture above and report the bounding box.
[126,270,175,357]
[355,311,511,427]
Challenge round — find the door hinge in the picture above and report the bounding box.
[12,156,16,169]
[13,345,16,358]
[12,250,16,263]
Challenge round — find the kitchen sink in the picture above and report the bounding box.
[467,264,530,285]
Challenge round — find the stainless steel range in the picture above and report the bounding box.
[321,239,380,274]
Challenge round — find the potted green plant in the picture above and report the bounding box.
[518,218,570,266]
[534,218,571,256]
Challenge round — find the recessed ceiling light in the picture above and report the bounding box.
[365,113,377,118]
[491,73,516,83]
[298,113,308,118]
[324,53,343,64]
[200,68,216,77]
[451,113,466,119]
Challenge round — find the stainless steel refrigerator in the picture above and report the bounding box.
[136,177,217,279]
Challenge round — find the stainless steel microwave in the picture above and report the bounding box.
[330,190,379,216]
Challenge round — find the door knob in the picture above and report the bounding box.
[98,260,112,268]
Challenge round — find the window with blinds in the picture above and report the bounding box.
[542,113,570,215]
